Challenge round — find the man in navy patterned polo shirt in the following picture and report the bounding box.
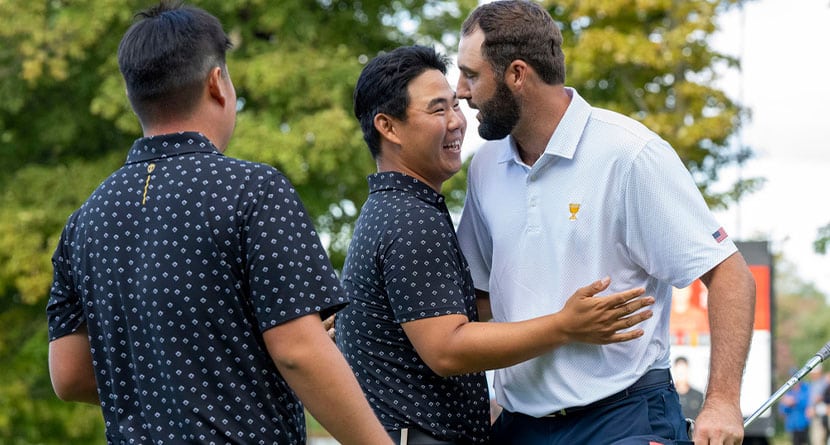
[338,45,657,445]
[46,2,391,444]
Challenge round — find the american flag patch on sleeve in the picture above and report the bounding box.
[712,227,728,243]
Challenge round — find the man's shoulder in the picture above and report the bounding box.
[367,191,445,221]
[217,155,281,174]
[361,193,451,238]
[467,138,510,170]
[587,107,660,143]
[214,156,300,190]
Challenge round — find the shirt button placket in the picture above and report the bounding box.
[526,175,541,234]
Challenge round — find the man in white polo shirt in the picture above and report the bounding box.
[455,2,756,444]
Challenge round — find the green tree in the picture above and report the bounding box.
[0,0,761,442]
[773,257,830,385]
[814,223,830,255]
[0,1,475,442]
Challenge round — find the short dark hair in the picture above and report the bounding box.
[462,0,565,85]
[117,0,232,124]
[353,45,449,159]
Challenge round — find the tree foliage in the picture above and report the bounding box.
[0,0,768,441]
[815,223,830,255]
[773,258,830,385]
[0,0,475,441]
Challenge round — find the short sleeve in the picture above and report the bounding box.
[46,216,87,341]
[381,206,470,323]
[624,139,737,287]
[245,171,347,330]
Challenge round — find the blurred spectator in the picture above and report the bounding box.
[808,367,827,445]
[779,379,811,445]
[673,356,704,419]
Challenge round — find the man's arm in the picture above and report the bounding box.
[401,278,654,377]
[693,251,756,445]
[264,313,393,445]
[48,324,99,405]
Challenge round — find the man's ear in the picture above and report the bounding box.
[374,113,402,146]
[504,59,529,92]
[207,66,227,107]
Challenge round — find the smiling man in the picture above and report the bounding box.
[337,45,657,445]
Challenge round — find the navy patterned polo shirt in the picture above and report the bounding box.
[47,132,347,445]
[335,172,490,444]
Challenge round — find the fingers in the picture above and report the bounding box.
[604,287,648,308]
[574,278,646,307]
[615,294,655,314]
[615,308,653,330]
[322,314,335,330]
[604,328,645,343]
[595,308,653,344]
[322,315,336,342]
[612,295,654,333]
[575,276,611,298]
[593,288,653,322]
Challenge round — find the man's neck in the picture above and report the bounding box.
[143,114,227,153]
[375,161,443,193]
[512,85,571,167]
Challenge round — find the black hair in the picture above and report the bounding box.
[117,0,232,124]
[353,45,449,159]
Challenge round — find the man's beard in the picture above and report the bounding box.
[477,81,521,141]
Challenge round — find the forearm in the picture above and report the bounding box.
[266,315,392,445]
[281,341,392,444]
[702,252,756,404]
[429,314,569,376]
[407,281,651,377]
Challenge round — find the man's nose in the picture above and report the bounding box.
[448,106,465,131]
[456,78,471,100]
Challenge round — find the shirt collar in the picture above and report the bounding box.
[125,132,221,164]
[367,171,446,206]
[497,87,592,164]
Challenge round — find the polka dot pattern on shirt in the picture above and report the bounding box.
[335,172,490,445]
[47,132,346,444]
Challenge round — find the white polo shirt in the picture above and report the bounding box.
[457,88,736,416]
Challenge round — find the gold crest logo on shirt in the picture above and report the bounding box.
[568,203,580,221]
